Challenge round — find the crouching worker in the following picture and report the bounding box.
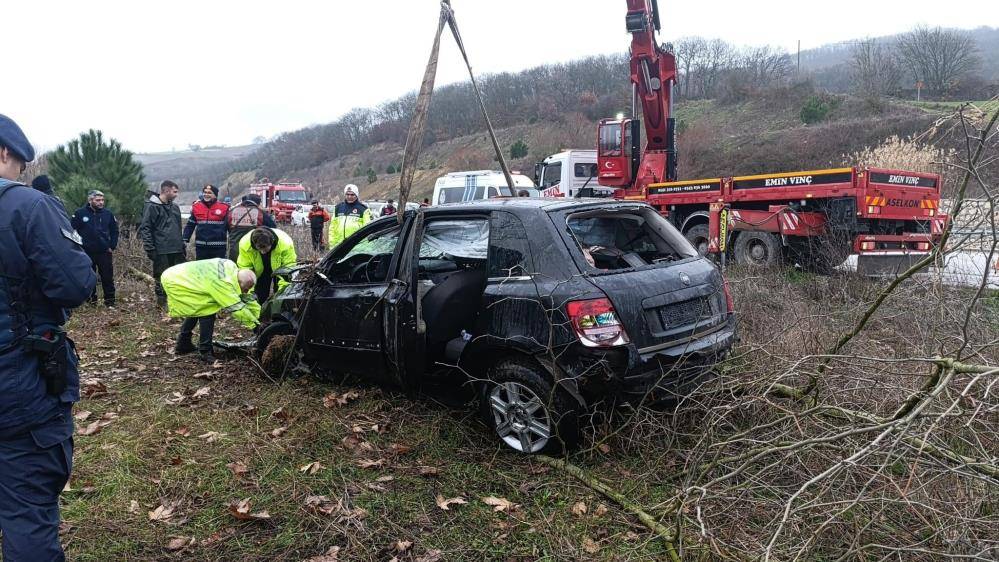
[237,227,297,304]
[161,259,260,363]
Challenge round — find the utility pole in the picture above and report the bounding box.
[796,40,801,76]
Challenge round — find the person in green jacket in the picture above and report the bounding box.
[161,258,260,363]
[329,184,372,249]
[237,227,298,304]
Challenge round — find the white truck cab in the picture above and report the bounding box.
[534,149,613,198]
[432,170,537,205]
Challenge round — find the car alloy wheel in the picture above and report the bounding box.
[488,381,552,453]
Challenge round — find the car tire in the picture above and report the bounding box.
[684,224,710,256]
[480,358,581,454]
[256,321,295,376]
[732,231,781,267]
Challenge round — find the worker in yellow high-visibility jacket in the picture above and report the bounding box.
[161,258,260,363]
[329,184,372,249]
[237,226,298,303]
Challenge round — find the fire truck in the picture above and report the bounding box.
[597,0,947,274]
[247,179,311,224]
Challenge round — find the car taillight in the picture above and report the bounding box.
[566,298,629,348]
[722,279,735,314]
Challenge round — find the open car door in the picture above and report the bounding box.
[384,211,425,391]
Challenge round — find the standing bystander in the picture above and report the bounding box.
[138,180,185,307]
[71,190,119,307]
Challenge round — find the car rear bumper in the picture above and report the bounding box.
[565,319,736,407]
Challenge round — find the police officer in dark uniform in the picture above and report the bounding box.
[0,114,97,561]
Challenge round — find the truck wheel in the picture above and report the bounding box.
[684,224,710,256]
[480,358,581,454]
[733,232,781,267]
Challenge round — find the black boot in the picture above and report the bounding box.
[199,352,216,364]
[174,339,196,355]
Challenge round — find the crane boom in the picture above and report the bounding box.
[597,0,679,195]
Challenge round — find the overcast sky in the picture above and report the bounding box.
[4,0,987,154]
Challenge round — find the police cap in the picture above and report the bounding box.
[0,114,35,163]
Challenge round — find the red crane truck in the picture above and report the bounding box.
[596,0,947,274]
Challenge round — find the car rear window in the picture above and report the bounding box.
[565,207,697,271]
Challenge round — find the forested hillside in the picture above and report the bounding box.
[149,25,997,203]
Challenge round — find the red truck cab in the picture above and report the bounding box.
[248,180,311,223]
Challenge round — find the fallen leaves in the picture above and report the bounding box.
[81,379,109,398]
[227,461,250,477]
[197,431,226,443]
[228,498,270,521]
[322,390,360,409]
[303,495,368,521]
[74,410,92,422]
[148,504,176,522]
[270,407,291,422]
[192,370,215,380]
[304,546,341,561]
[269,426,288,438]
[77,412,118,436]
[571,501,588,516]
[391,540,413,553]
[435,495,467,511]
[300,461,324,475]
[165,536,195,551]
[582,537,601,554]
[166,385,213,405]
[482,496,519,513]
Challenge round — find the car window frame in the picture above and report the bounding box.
[321,220,407,286]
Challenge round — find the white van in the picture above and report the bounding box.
[432,170,537,205]
[534,150,615,198]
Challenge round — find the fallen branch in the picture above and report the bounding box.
[127,266,155,285]
[536,455,684,562]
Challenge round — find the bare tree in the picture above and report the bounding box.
[739,45,794,88]
[850,38,904,98]
[675,36,708,98]
[695,38,737,98]
[896,26,981,97]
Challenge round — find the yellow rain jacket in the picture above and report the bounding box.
[161,258,260,329]
[236,227,298,292]
[329,202,372,249]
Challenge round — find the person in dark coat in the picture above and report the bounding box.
[183,184,230,260]
[71,190,120,307]
[138,180,185,306]
[307,199,331,251]
[31,174,54,196]
[0,114,97,562]
[380,198,397,217]
[227,193,276,260]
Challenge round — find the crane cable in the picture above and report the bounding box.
[397,0,517,218]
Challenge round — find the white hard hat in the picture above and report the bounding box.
[344,184,359,196]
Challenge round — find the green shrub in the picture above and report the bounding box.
[800,95,837,124]
[366,168,377,184]
[509,140,529,159]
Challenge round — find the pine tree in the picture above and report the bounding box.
[47,130,147,222]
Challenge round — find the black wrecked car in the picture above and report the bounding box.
[257,199,736,453]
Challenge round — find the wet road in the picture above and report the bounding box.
[841,251,999,289]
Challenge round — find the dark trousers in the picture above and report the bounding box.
[310,227,323,252]
[0,413,73,562]
[152,253,186,305]
[87,251,116,305]
[195,245,227,261]
[179,314,216,354]
[255,273,278,304]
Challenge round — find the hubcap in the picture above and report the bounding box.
[749,240,768,263]
[488,382,552,453]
